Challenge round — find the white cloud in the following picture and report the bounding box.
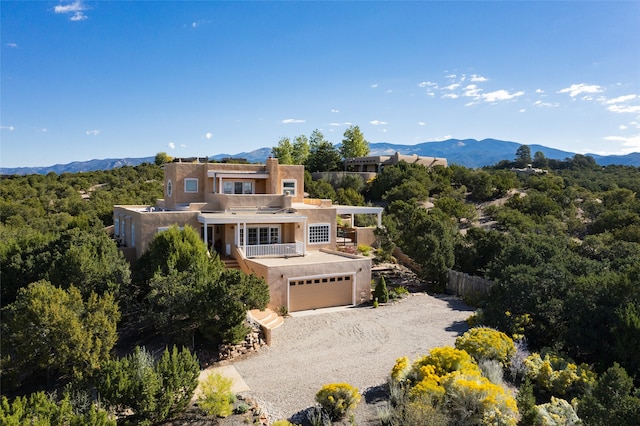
[418,121,426,126]
[282,118,305,124]
[482,90,524,102]
[603,134,640,153]
[54,0,88,21]
[371,84,378,88]
[608,105,640,114]
[444,83,460,90]
[42,128,48,132]
[6,43,18,48]
[519,109,526,113]
[205,132,213,140]
[331,109,339,113]
[557,83,603,98]
[369,120,388,126]
[0,125,15,131]
[463,84,482,98]
[534,100,559,108]
[85,129,100,136]
[180,144,187,148]
[436,135,453,141]
[442,93,459,99]
[605,94,638,104]
[620,125,628,130]
[535,89,544,94]
[470,74,487,82]
[386,89,393,94]
[329,122,352,127]
[445,74,456,79]
[168,142,176,149]
[418,81,438,88]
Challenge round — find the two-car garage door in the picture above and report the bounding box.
[288,274,354,312]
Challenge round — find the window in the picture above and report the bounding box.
[240,226,280,245]
[184,178,198,193]
[309,224,330,244]
[114,218,120,236]
[223,181,253,194]
[282,180,296,196]
[131,224,135,247]
[166,179,172,197]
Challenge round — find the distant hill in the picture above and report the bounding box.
[1,139,638,175]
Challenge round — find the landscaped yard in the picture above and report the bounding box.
[224,292,473,424]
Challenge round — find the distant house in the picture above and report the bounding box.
[344,152,448,173]
[113,157,382,312]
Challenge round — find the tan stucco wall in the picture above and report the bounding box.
[244,254,372,312]
[114,206,200,258]
[295,205,338,250]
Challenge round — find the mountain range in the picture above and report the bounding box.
[2,139,639,175]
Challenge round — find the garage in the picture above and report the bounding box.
[288,274,354,312]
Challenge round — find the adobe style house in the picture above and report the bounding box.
[114,157,382,312]
[344,152,448,173]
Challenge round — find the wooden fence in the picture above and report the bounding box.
[446,270,493,297]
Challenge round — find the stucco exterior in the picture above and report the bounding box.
[113,157,381,311]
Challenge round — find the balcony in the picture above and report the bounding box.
[239,242,304,258]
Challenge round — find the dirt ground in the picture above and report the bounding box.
[213,291,473,425]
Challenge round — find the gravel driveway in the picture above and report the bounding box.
[229,293,473,424]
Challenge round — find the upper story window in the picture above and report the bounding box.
[166,179,173,197]
[282,179,296,196]
[309,223,330,244]
[184,178,198,193]
[223,181,253,194]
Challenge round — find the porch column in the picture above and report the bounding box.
[242,222,247,254]
[303,217,307,255]
[203,220,208,247]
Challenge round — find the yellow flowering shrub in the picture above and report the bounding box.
[443,372,518,426]
[388,346,518,425]
[524,351,596,398]
[315,383,361,421]
[390,356,411,383]
[455,327,516,365]
[412,346,480,377]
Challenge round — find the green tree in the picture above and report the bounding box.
[2,281,120,388]
[340,125,369,160]
[373,275,389,303]
[0,391,115,426]
[154,152,172,166]
[271,137,294,164]
[578,363,640,426]
[532,151,549,169]
[47,228,131,299]
[515,145,532,167]
[306,140,341,172]
[292,134,310,165]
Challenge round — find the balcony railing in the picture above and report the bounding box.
[239,241,304,258]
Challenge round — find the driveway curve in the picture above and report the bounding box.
[230,293,473,423]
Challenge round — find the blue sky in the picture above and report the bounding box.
[2,1,639,168]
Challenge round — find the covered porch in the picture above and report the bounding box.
[198,210,308,259]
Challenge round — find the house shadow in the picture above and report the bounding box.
[446,319,471,336]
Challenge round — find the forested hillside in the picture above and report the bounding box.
[1,150,639,424]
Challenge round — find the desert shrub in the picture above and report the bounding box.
[534,397,582,426]
[374,275,389,303]
[96,345,199,423]
[389,347,518,425]
[315,383,361,421]
[197,373,235,418]
[479,359,505,385]
[524,350,596,399]
[357,243,371,256]
[0,391,115,425]
[455,327,516,366]
[234,403,249,414]
[379,393,450,426]
[443,372,519,426]
[517,378,538,426]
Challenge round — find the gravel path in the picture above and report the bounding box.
[229,293,473,424]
